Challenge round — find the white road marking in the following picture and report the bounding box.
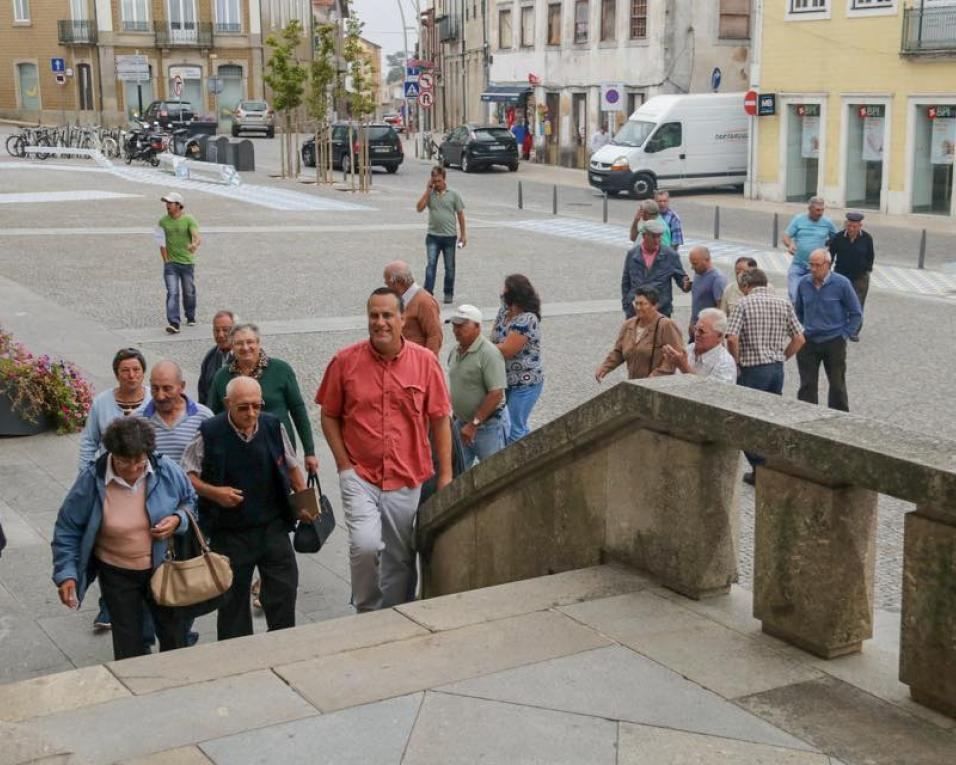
[0,190,139,204]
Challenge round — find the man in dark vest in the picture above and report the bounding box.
[181,376,308,640]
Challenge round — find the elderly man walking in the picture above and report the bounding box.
[655,190,684,252]
[687,246,727,341]
[726,269,805,485]
[197,311,235,406]
[794,249,862,412]
[782,196,837,303]
[629,199,672,248]
[158,192,202,334]
[720,257,759,316]
[317,287,452,612]
[828,211,874,341]
[657,308,737,383]
[384,260,443,355]
[182,377,308,640]
[621,219,689,319]
[446,304,509,467]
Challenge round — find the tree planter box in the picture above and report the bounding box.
[0,393,51,436]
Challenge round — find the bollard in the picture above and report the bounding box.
[918,228,926,269]
[553,184,558,215]
[714,206,720,240]
[772,212,779,248]
[603,191,608,223]
[518,180,523,210]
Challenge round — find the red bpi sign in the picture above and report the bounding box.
[744,90,758,116]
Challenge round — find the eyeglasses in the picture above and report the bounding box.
[234,401,264,413]
[112,455,148,470]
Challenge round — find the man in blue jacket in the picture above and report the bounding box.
[621,219,690,319]
[794,249,862,412]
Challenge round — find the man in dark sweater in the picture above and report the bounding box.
[828,211,874,342]
[182,376,308,640]
[197,310,235,406]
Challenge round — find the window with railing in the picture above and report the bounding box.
[902,3,956,53]
[630,0,647,39]
[547,3,561,44]
[574,0,588,43]
[600,0,615,41]
[215,0,241,32]
[850,0,893,8]
[719,0,750,39]
[13,0,30,23]
[499,8,513,48]
[121,0,149,31]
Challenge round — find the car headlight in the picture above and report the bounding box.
[610,156,630,171]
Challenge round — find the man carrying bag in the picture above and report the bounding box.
[291,472,336,554]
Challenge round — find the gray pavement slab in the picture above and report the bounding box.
[120,747,213,765]
[402,690,618,765]
[200,693,421,765]
[0,665,129,724]
[437,644,812,750]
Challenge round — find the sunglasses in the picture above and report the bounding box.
[234,401,264,413]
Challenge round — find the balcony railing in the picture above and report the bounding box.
[154,21,213,47]
[57,19,97,45]
[121,19,151,33]
[214,22,242,33]
[902,6,956,53]
[437,14,459,42]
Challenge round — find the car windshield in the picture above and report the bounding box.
[241,101,268,111]
[610,120,655,147]
[473,128,514,142]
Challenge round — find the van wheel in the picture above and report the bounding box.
[630,173,656,199]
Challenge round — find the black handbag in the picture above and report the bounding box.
[293,473,336,553]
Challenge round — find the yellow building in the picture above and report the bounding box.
[751,0,956,217]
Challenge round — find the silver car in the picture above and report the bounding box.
[232,100,275,138]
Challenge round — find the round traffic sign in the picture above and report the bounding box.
[418,90,434,108]
[605,88,619,104]
[744,89,758,116]
[173,75,184,97]
[419,72,434,91]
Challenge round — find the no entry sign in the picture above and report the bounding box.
[744,90,758,117]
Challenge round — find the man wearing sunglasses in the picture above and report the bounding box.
[182,376,309,640]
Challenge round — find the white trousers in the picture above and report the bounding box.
[338,468,421,612]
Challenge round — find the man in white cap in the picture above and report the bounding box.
[446,304,509,467]
[158,192,202,334]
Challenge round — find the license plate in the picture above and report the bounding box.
[590,174,602,183]
[487,144,504,150]
[373,146,390,153]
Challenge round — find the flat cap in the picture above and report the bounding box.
[642,219,665,235]
[845,211,864,222]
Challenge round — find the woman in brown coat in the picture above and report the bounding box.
[595,286,684,381]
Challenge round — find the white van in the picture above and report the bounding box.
[588,93,748,199]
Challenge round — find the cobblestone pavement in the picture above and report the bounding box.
[0,141,953,682]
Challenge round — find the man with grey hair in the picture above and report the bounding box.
[657,308,737,383]
[629,198,673,248]
[384,260,442,355]
[198,310,236,406]
[654,190,684,252]
[782,196,837,303]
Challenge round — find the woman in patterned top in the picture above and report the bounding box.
[491,274,544,444]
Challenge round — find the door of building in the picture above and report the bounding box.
[786,104,820,202]
[545,92,560,165]
[912,103,955,215]
[217,64,243,128]
[845,104,884,209]
[77,63,94,111]
[572,92,587,168]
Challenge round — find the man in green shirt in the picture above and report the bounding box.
[415,166,467,304]
[446,304,508,467]
[158,192,202,334]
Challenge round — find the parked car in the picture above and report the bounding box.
[301,122,403,173]
[588,93,748,199]
[232,100,275,137]
[142,100,195,130]
[439,125,519,173]
[383,113,404,133]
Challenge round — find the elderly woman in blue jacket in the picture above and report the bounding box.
[53,416,195,660]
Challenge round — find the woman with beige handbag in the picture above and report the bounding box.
[52,417,197,660]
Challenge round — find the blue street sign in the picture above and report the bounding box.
[711,67,721,92]
[406,66,420,78]
[51,58,66,73]
[404,81,420,99]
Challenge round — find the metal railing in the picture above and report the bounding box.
[154,21,213,47]
[57,19,97,45]
[902,6,956,53]
[214,22,242,33]
[121,19,151,33]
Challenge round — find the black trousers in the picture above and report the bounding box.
[96,559,184,661]
[797,337,849,412]
[852,273,870,334]
[210,518,298,641]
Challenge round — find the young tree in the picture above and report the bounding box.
[264,19,307,178]
[342,13,377,191]
[306,23,337,184]
[385,51,405,86]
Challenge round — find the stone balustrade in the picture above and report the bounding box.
[416,375,956,719]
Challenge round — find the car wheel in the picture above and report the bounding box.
[386,164,398,174]
[302,149,313,167]
[508,162,519,172]
[461,153,471,173]
[342,153,351,174]
[630,173,656,199]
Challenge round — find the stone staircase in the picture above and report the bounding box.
[1,564,953,764]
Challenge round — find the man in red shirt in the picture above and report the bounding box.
[316,287,452,611]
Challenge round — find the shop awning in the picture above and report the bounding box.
[480,84,533,103]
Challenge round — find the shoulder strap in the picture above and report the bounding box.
[647,318,663,377]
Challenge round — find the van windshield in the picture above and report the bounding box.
[611,120,655,147]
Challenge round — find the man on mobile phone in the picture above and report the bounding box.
[415,166,467,304]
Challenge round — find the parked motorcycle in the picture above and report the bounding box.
[124,121,166,167]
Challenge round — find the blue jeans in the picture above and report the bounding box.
[787,261,809,303]
[164,262,196,326]
[455,408,510,468]
[737,362,784,469]
[505,382,543,444]
[424,234,458,299]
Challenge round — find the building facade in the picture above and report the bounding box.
[485,0,752,167]
[751,0,956,217]
[0,0,324,126]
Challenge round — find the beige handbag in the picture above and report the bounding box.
[150,508,233,608]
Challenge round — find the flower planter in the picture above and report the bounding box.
[0,392,51,436]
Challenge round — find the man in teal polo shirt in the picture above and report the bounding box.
[782,196,837,304]
[446,304,509,467]
[158,192,202,334]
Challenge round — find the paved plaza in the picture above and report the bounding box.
[0,135,955,762]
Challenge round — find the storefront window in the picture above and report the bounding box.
[786,103,820,202]
[124,71,154,119]
[912,104,955,215]
[845,104,884,209]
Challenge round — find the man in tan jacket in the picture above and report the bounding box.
[383,261,443,355]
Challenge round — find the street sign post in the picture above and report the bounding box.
[600,83,624,112]
[405,66,420,80]
[51,58,65,73]
[418,90,433,108]
[744,90,758,117]
[404,81,420,99]
[116,54,150,116]
[173,75,184,97]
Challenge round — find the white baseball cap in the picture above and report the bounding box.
[446,304,483,324]
[161,192,184,205]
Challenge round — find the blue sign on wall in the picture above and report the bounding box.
[711,68,722,92]
[51,58,66,73]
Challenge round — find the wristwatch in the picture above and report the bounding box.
[471,417,481,427]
